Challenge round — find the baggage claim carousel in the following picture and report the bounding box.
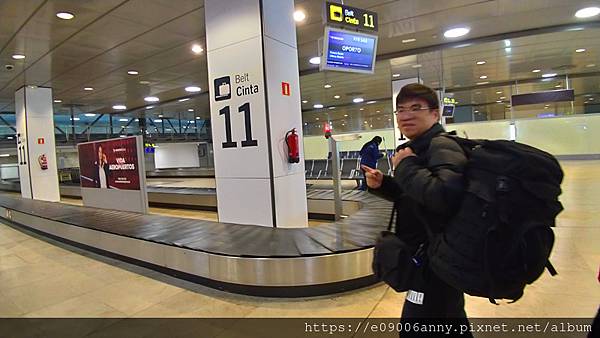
[0,179,391,297]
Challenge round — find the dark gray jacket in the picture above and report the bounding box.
[369,123,467,244]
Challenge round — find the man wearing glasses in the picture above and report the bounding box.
[362,83,471,333]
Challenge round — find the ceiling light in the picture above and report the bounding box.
[367,100,376,104]
[11,54,25,60]
[178,98,190,102]
[145,106,154,109]
[343,114,348,117]
[589,98,595,101]
[119,118,128,122]
[188,109,194,112]
[185,86,201,92]
[84,87,93,91]
[71,117,80,121]
[158,114,163,117]
[500,96,506,99]
[154,119,163,123]
[402,38,416,43]
[112,105,126,110]
[504,47,512,53]
[127,70,139,75]
[376,110,380,113]
[139,80,150,85]
[476,81,489,85]
[196,116,201,119]
[555,84,562,88]
[56,12,74,20]
[575,48,586,53]
[542,73,557,78]
[504,40,511,47]
[6,137,12,140]
[412,64,422,68]
[586,64,596,67]
[191,44,204,54]
[309,56,321,65]
[53,99,62,103]
[364,121,368,124]
[496,100,503,103]
[444,27,470,38]
[359,108,364,111]
[144,96,159,102]
[476,61,486,65]
[496,91,502,94]
[315,117,319,121]
[324,84,332,88]
[333,95,340,99]
[479,75,488,79]
[313,104,324,109]
[85,113,96,117]
[392,73,400,78]
[532,69,541,73]
[353,97,364,103]
[474,110,479,113]
[575,7,600,18]
[293,10,306,22]
[328,107,335,110]
[302,100,308,103]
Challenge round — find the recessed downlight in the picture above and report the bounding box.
[293,10,306,22]
[476,61,486,65]
[185,86,201,92]
[191,44,204,54]
[144,96,160,102]
[367,101,376,104]
[113,105,126,110]
[309,56,321,65]
[127,70,139,75]
[56,12,74,20]
[85,113,96,117]
[324,84,332,89]
[313,104,324,109]
[575,7,600,18]
[333,95,340,99]
[84,87,93,91]
[301,100,308,103]
[11,54,25,60]
[476,81,489,85]
[479,75,488,79]
[145,106,155,109]
[392,73,400,78]
[402,38,416,43]
[532,69,541,73]
[178,98,190,102]
[53,99,62,103]
[188,109,194,112]
[443,27,470,38]
[575,48,586,53]
[353,97,364,103]
[542,73,557,78]
[119,118,129,122]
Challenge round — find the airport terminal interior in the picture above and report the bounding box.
[0,0,599,336]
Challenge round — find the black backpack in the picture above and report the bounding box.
[427,135,564,304]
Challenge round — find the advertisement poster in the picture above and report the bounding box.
[78,137,141,190]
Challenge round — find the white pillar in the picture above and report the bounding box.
[14,86,60,202]
[205,0,308,228]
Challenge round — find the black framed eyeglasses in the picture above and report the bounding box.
[395,105,431,115]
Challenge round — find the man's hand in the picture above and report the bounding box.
[361,165,383,189]
[392,147,416,169]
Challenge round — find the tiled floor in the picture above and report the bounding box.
[1,161,598,319]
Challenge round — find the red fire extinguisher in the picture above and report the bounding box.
[38,154,48,170]
[285,128,300,163]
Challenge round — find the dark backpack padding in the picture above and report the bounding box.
[428,136,564,303]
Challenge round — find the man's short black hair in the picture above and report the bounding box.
[396,83,439,110]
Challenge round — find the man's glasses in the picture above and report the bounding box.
[395,105,431,115]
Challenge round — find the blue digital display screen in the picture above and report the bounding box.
[322,28,378,74]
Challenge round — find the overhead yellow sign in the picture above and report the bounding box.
[325,2,378,32]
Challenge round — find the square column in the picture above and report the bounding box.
[205,0,307,228]
[14,86,60,202]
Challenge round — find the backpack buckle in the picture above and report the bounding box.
[496,176,510,192]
